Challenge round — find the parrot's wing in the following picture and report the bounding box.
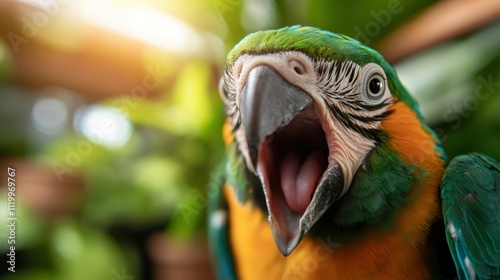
[208,161,237,280]
[441,153,500,280]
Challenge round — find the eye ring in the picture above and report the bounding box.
[360,63,387,104]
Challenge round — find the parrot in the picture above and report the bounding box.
[208,25,500,280]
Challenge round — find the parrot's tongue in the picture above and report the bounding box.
[258,104,329,216]
[279,149,326,213]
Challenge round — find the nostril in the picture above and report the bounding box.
[294,66,304,75]
[289,60,306,75]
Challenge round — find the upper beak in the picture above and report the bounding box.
[240,65,313,170]
[239,65,343,256]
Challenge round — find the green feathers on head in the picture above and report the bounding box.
[226,25,419,114]
[227,26,377,66]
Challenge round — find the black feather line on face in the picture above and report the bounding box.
[338,99,365,111]
[346,110,392,124]
[326,100,390,142]
[351,99,392,111]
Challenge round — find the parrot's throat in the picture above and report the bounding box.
[258,108,328,215]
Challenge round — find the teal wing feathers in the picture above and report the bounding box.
[207,160,237,280]
[441,153,500,280]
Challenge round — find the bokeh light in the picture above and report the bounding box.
[74,105,133,150]
[32,97,68,135]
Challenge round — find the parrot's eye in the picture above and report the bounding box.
[367,75,384,99]
[360,63,387,104]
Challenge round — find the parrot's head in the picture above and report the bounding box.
[219,26,444,256]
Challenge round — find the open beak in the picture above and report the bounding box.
[240,65,344,256]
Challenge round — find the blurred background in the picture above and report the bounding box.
[0,0,498,279]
